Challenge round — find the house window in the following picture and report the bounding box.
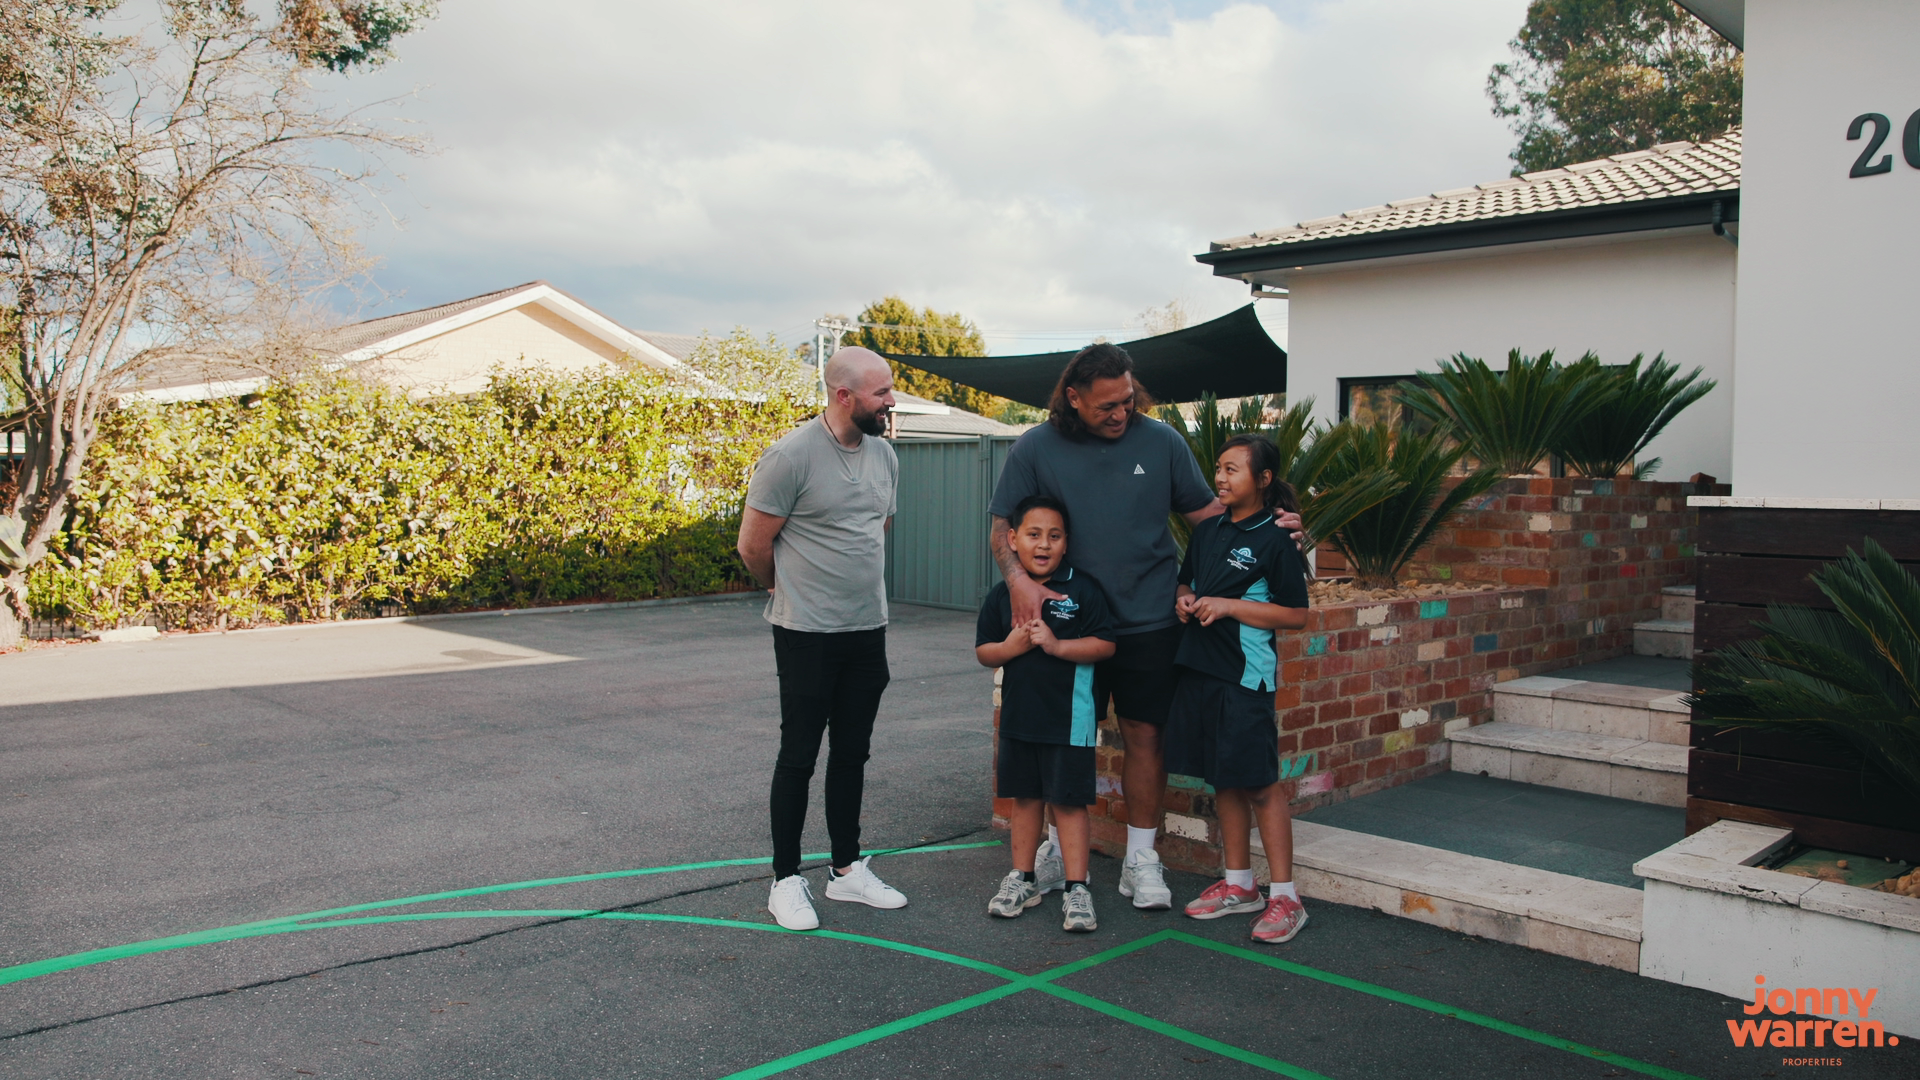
[1338,375,1427,429]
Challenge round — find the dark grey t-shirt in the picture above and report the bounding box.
[988,417,1214,634]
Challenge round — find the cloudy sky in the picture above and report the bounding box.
[331,0,1532,353]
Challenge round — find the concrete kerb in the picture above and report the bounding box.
[148,589,767,640]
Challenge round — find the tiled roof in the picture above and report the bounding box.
[635,332,702,362]
[1210,129,1741,254]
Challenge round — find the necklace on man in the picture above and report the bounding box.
[822,414,864,483]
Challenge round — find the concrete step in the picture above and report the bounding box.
[1277,820,1643,971]
[1633,618,1694,658]
[1660,584,1696,623]
[1448,721,1688,806]
[1492,675,1691,743]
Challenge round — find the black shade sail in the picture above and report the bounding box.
[882,304,1286,409]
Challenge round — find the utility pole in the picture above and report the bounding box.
[811,317,856,400]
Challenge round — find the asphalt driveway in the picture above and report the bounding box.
[1,598,1907,1079]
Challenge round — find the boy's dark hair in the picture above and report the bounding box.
[1221,433,1299,514]
[1047,343,1157,440]
[1009,494,1071,534]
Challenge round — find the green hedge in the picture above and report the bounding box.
[28,371,808,629]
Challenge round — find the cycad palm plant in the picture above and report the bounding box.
[1397,349,1611,476]
[1551,353,1716,479]
[1157,395,1402,553]
[1688,539,1920,800]
[1319,423,1499,588]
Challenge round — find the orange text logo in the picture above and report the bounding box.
[1727,975,1898,1049]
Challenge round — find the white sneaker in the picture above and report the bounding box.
[768,875,819,930]
[1034,838,1067,895]
[822,856,908,909]
[1119,848,1173,910]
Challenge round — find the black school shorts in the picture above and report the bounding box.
[1094,624,1182,728]
[996,736,1096,806]
[1163,671,1280,791]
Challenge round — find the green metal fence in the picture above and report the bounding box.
[886,435,1016,610]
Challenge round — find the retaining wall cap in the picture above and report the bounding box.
[1293,821,1643,939]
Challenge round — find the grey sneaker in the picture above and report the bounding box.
[987,870,1042,918]
[1118,849,1173,910]
[1034,839,1066,895]
[1061,883,1097,932]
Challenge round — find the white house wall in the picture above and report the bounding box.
[371,304,623,396]
[1285,233,1738,484]
[1730,0,1920,502]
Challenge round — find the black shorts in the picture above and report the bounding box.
[1163,671,1280,791]
[1094,624,1182,728]
[996,736,1096,806]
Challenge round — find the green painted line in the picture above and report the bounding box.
[716,982,1029,1080]
[709,931,1219,1080]
[1035,983,1334,1079]
[1170,933,1703,1080]
[0,841,1001,988]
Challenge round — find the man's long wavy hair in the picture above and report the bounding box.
[1047,343,1156,441]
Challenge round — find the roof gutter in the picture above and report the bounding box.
[1196,190,1739,280]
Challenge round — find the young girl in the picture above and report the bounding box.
[1165,434,1312,944]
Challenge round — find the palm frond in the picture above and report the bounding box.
[1553,354,1717,479]
[1688,538,1920,800]
[1320,422,1499,587]
[1396,349,1610,476]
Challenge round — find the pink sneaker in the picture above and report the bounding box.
[1183,879,1264,920]
[1250,894,1308,944]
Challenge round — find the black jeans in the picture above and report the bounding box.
[769,625,890,879]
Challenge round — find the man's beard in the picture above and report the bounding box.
[851,404,888,437]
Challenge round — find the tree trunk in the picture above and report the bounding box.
[0,573,26,652]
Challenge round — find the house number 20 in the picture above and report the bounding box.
[1847,111,1920,177]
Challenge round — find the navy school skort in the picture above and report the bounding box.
[1163,670,1280,791]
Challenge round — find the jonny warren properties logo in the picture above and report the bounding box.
[1726,975,1899,1051]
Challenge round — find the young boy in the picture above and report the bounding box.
[1166,434,1311,944]
[976,495,1117,932]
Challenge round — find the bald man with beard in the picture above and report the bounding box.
[738,347,910,930]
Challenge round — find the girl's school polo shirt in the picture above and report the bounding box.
[1175,511,1310,692]
[976,568,1117,747]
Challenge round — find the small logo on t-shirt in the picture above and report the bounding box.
[1047,596,1080,621]
[1133,464,1145,475]
[1227,546,1257,570]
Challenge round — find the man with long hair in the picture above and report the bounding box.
[988,343,1295,910]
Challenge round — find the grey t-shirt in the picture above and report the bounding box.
[988,416,1214,634]
[746,418,899,633]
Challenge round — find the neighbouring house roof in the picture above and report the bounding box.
[1198,130,1741,283]
[309,280,691,372]
[120,282,708,403]
[887,391,1028,440]
[632,332,703,363]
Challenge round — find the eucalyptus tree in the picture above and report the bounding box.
[0,1,434,647]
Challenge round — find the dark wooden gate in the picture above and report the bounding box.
[1689,506,1920,861]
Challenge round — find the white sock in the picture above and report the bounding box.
[1047,824,1061,849]
[1269,880,1298,901]
[1225,868,1256,890]
[1126,826,1157,861]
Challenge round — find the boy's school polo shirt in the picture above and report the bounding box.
[1175,510,1310,692]
[976,568,1118,747]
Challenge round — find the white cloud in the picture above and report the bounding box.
[333,0,1530,351]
